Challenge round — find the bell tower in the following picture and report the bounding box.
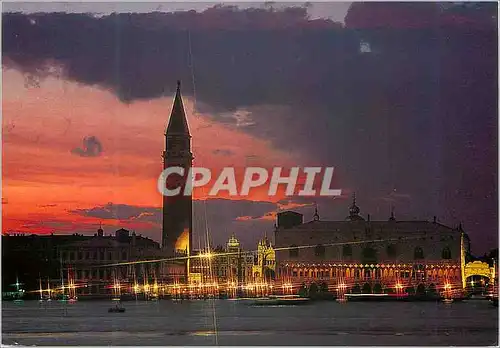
[162,80,193,259]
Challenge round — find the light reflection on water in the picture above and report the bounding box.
[2,300,498,346]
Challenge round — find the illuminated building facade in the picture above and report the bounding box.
[57,227,165,296]
[190,234,254,286]
[274,195,471,297]
[252,235,276,281]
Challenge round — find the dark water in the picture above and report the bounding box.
[2,300,498,346]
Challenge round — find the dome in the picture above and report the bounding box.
[227,234,240,248]
[346,192,365,221]
[349,204,360,216]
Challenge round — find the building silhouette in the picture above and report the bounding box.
[162,80,193,259]
[2,228,163,299]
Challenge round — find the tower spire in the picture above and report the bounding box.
[347,191,363,221]
[349,192,360,217]
[166,80,190,136]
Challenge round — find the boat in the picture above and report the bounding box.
[109,296,125,312]
[58,294,78,303]
[247,295,311,306]
[345,293,408,302]
[8,276,25,303]
[108,306,126,313]
[442,298,454,304]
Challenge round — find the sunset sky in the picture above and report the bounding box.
[2,2,498,253]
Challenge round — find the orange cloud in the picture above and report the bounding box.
[2,68,302,237]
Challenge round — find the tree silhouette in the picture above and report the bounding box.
[351,284,361,294]
[362,283,372,294]
[319,282,329,293]
[298,282,308,297]
[309,283,318,297]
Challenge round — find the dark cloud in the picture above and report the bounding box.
[3,3,497,253]
[69,202,156,221]
[70,136,103,157]
[6,219,97,235]
[69,199,277,248]
[345,2,497,29]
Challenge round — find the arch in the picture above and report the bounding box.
[441,246,452,260]
[466,275,491,292]
[373,283,383,294]
[464,261,494,280]
[315,244,326,258]
[414,247,424,260]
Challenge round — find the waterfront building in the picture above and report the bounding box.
[252,234,276,281]
[190,234,254,286]
[56,227,165,296]
[2,232,91,292]
[274,194,472,297]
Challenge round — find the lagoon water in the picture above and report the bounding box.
[2,300,498,346]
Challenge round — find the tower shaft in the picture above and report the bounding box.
[162,81,193,261]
